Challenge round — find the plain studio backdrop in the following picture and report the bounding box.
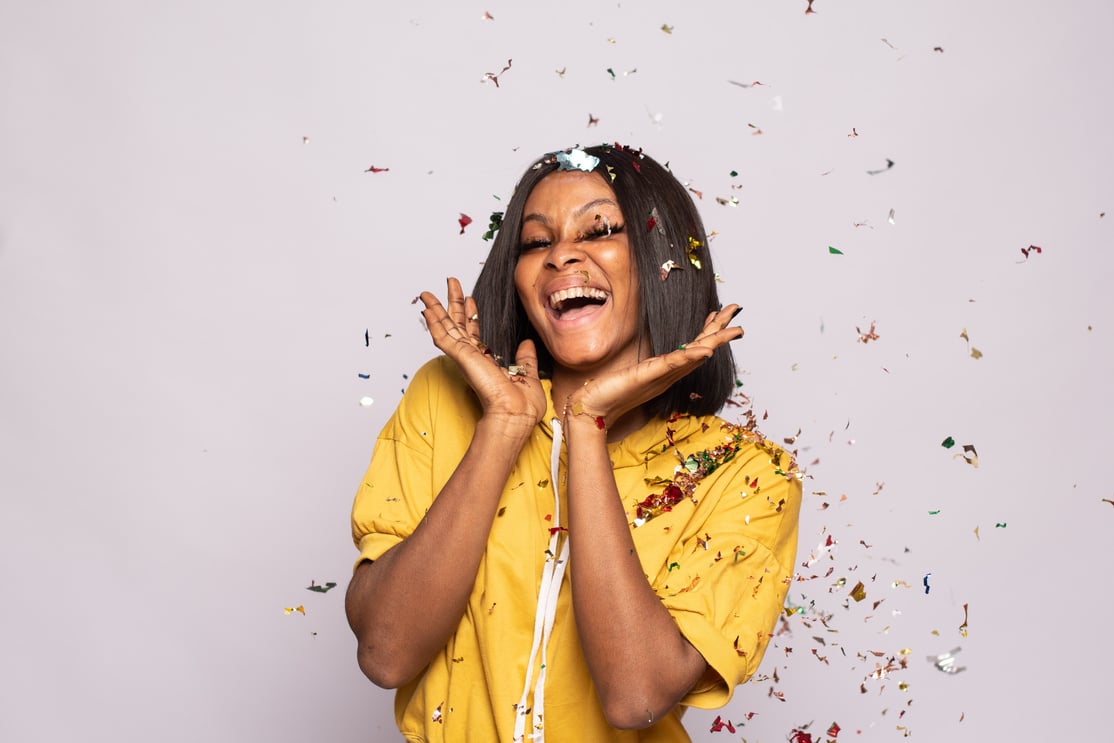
[1,1,1111,741]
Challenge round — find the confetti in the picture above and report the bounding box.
[709,715,735,733]
[848,127,859,138]
[359,396,374,407]
[482,10,494,20]
[747,122,763,135]
[686,236,703,269]
[587,113,599,127]
[888,208,896,224]
[661,23,674,34]
[458,213,473,235]
[727,79,765,88]
[306,581,337,593]
[1019,244,1043,260]
[805,0,817,14]
[856,321,880,343]
[482,211,504,241]
[995,522,1007,528]
[828,721,842,738]
[828,246,843,255]
[1103,498,1114,507]
[357,373,370,379]
[364,165,389,173]
[922,573,932,594]
[606,67,616,81]
[364,329,370,347]
[284,605,306,615]
[849,581,867,602]
[660,260,681,281]
[955,444,979,468]
[941,436,955,449]
[866,158,895,175]
[482,59,513,87]
[556,148,600,172]
[959,603,969,637]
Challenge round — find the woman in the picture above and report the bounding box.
[346,144,801,742]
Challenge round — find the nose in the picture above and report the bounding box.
[543,239,587,271]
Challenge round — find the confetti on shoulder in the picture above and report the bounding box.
[306,580,338,593]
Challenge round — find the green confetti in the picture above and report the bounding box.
[729,170,739,177]
[828,246,844,255]
[606,67,616,80]
[941,436,956,449]
[482,211,504,241]
[668,562,680,572]
[995,522,1007,528]
[928,509,941,515]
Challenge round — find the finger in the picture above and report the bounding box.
[513,338,539,379]
[464,296,482,343]
[446,277,467,328]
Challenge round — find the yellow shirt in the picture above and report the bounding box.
[351,357,801,742]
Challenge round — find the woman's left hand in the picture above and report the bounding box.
[563,303,742,426]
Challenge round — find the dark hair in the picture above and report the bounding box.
[472,144,736,418]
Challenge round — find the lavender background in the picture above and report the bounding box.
[2,1,1112,741]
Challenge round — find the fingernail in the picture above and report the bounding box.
[730,307,743,320]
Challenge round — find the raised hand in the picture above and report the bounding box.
[563,303,743,427]
[420,277,547,428]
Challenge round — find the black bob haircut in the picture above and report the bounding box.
[472,144,737,419]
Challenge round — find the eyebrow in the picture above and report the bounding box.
[521,198,620,227]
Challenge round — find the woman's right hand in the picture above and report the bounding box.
[420,277,547,430]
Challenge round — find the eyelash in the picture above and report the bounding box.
[519,223,625,251]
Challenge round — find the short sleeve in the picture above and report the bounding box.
[349,357,479,570]
[654,442,802,709]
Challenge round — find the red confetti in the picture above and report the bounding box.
[828,721,841,738]
[805,0,817,14]
[709,715,736,733]
[856,321,880,344]
[364,165,390,173]
[458,213,473,234]
[789,729,813,743]
[1020,244,1043,260]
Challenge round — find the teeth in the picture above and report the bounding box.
[548,286,609,308]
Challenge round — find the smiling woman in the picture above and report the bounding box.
[346,145,802,742]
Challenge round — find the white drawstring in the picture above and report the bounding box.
[512,418,569,742]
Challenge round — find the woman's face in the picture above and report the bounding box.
[513,170,649,375]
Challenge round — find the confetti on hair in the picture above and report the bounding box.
[284,605,306,615]
[482,211,504,241]
[828,245,844,255]
[1020,244,1043,260]
[661,260,681,281]
[556,148,600,172]
[856,321,880,343]
[481,58,513,87]
[306,581,337,593]
[364,165,389,173]
[866,158,895,175]
[686,236,703,269]
[458,213,473,235]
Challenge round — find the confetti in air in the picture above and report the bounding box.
[458,213,473,234]
[866,158,895,175]
[306,581,337,593]
[481,58,513,87]
[929,647,966,674]
[364,165,390,173]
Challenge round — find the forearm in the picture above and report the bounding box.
[565,419,707,728]
[346,415,532,688]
